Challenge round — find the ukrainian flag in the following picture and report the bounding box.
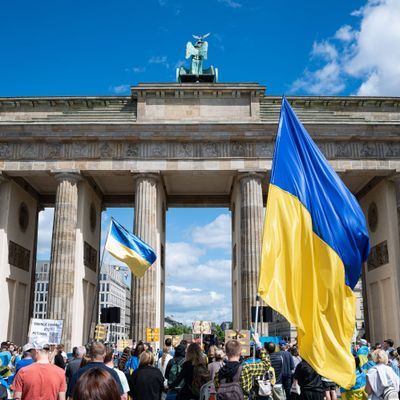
[105,219,157,278]
[258,98,370,389]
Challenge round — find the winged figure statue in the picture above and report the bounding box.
[177,33,218,83]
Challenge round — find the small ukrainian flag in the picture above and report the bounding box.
[105,218,157,278]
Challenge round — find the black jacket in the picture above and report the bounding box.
[128,365,164,400]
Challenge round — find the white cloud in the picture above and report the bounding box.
[109,84,130,94]
[165,285,231,324]
[191,214,231,249]
[217,0,242,9]
[37,208,54,259]
[148,55,170,69]
[166,242,204,269]
[335,25,356,42]
[290,0,400,96]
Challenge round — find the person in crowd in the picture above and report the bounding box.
[118,347,131,372]
[294,359,324,400]
[67,342,123,398]
[208,348,225,381]
[66,346,86,383]
[104,347,129,400]
[356,339,370,367]
[12,344,66,400]
[7,344,36,386]
[165,344,186,400]
[321,376,337,400]
[169,342,210,400]
[53,344,67,370]
[207,345,218,364]
[0,342,12,378]
[366,349,400,400]
[362,352,376,373]
[388,350,400,377]
[160,338,175,359]
[214,336,271,400]
[290,347,302,370]
[72,367,120,400]
[384,339,395,354]
[266,342,283,384]
[279,340,295,399]
[125,342,145,374]
[158,345,173,377]
[340,356,366,400]
[128,350,164,400]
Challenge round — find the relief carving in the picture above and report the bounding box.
[151,144,167,157]
[8,241,31,271]
[385,142,400,158]
[360,143,377,158]
[335,143,352,158]
[47,143,62,159]
[126,143,139,157]
[72,143,88,158]
[176,143,194,157]
[84,241,98,272]
[100,143,114,158]
[231,142,246,157]
[255,142,274,157]
[20,143,38,159]
[202,142,219,157]
[0,143,10,158]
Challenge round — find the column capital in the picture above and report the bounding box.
[52,171,82,184]
[237,170,265,184]
[132,171,162,184]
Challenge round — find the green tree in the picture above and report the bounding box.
[164,325,192,335]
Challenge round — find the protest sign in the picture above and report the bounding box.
[28,319,63,345]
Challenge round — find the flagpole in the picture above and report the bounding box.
[253,294,260,362]
[87,220,111,344]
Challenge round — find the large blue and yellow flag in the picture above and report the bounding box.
[105,219,157,278]
[258,98,370,388]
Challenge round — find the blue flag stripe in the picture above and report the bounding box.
[270,98,370,289]
[109,219,157,265]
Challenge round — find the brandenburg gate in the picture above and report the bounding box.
[1,83,400,349]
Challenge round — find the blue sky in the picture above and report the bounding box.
[8,0,400,324]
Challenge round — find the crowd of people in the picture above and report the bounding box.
[1,337,400,400]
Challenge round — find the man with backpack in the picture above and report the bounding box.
[214,335,271,400]
[165,344,186,400]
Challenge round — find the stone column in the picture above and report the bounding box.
[47,172,81,349]
[131,173,163,341]
[239,173,264,329]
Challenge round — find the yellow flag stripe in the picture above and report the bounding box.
[259,184,356,388]
[105,234,152,278]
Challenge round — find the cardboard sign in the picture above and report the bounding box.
[28,319,63,345]
[225,329,251,356]
[146,328,160,342]
[94,324,108,341]
[165,335,182,347]
[192,321,212,335]
[117,339,132,352]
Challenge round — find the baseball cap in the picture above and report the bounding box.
[22,343,34,352]
[279,340,287,347]
[360,339,367,346]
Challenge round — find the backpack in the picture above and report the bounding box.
[191,365,211,397]
[217,365,244,400]
[168,358,185,386]
[382,386,398,400]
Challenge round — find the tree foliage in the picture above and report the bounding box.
[164,325,192,335]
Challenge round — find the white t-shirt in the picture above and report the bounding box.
[158,353,173,377]
[114,367,130,394]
